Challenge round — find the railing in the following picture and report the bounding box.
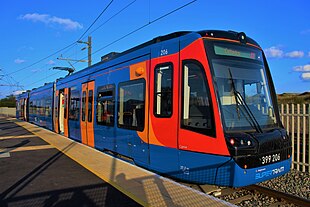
[280,104,310,172]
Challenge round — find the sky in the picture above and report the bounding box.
[0,0,309,98]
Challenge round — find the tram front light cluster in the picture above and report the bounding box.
[229,138,253,147]
[226,134,258,156]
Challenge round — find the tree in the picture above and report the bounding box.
[0,95,16,107]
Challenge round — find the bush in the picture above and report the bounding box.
[0,95,16,107]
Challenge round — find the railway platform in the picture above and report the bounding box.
[0,117,234,207]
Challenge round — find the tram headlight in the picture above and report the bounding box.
[240,139,244,145]
[230,138,235,145]
[225,133,258,156]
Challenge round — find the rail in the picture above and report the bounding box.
[245,185,310,207]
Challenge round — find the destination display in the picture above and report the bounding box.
[214,44,262,60]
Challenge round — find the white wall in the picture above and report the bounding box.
[0,107,16,117]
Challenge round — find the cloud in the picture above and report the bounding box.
[285,51,304,58]
[293,64,310,81]
[19,13,83,31]
[293,64,310,72]
[301,73,310,81]
[14,58,26,64]
[265,47,307,59]
[47,60,55,65]
[264,46,284,58]
[12,90,26,96]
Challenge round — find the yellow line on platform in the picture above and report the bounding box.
[13,119,234,207]
[0,145,54,153]
[0,134,38,140]
[11,145,54,152]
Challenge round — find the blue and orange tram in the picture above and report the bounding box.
[16,30,292,187]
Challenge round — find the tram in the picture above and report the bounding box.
[16,30,292,187]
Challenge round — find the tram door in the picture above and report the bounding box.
[81,81,95,147]
[59,90,65,134]
[57,89,69,136]
[63,88,69,137]
[25,98,28,121]
[23,98,27,120]
[54,90,59,133]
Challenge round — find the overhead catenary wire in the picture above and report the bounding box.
[7,0,115,77]
[27,71,63,88]
[6,42,76,76]
[20,0,197,89]
[0,69,23,90]
[77,0,197,61]
[77,0,114,41]
[17,61,58,83]
[88,0,137,36]
[60,0,137,64]
[20,1,139,89]
[59,42,78,57]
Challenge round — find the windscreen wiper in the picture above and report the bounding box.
[228,69,263,133]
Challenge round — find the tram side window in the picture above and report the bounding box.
[88,90,93,122]
[69,90,80,121]
[64,94,67,119]
[118,79,145,131]
[82,91,86,121]
[47,96,52,117]
[97,85,115,126]
[30,101,33,114]
[55,95,59,118]
[41,99,44,116]
[181,60,215,136]
[20,100,24,117]
[45,98,50,116]
[154,63,173,117]
[36,100,39,115]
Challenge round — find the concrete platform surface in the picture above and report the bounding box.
[0,118,140,207]
[1,117,235,207]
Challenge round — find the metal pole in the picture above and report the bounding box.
[88,36,92,67]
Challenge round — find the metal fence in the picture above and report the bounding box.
[280,104,310,172]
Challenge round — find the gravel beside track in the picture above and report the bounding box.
[259,169,310,200]
[219,169,309,206]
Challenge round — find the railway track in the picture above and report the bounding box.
[186,184,310,206]
[245,185,310,207]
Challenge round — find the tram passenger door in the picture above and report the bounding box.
[81,81,95,147]
[63,88,69,137]
[55,90,59,133]
[20,99,25,120]
[57,89,69,136]
[23,98,27,120]
[59,90,65,134]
